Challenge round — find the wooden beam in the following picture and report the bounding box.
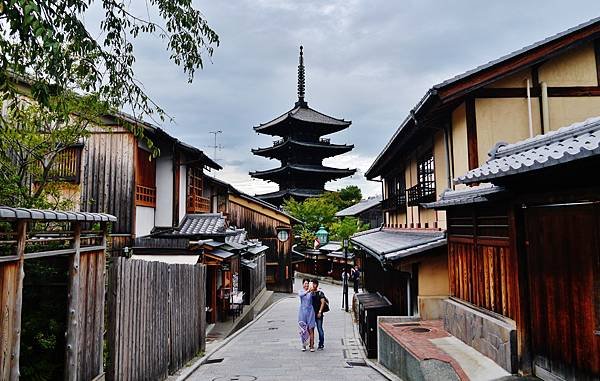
[439,24,600,101]
[9,220,26,380]
[465,98,479,170]
[66,222,82,381]
[473,86,600,98]
[595,38,600,86]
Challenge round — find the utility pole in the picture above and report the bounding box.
[342,238,349,312]
[208,130,223,161]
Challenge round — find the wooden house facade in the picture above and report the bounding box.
[428,116,600,380]
[359,17,600,323]
[49,113,221,255]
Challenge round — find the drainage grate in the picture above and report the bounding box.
[212,376,257,381]
[205,358,225,364]
[392,323,420,327]
[268,327,278,330]
[346,360,368,367]
[410,327,431,333]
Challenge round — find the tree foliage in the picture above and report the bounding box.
[329,217,369,242]
[0,0,219,119]
[0,0,219,207]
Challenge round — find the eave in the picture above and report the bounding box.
[252,139,354,159]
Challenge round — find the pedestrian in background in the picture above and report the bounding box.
[351,265,361,293]
[311,279,328,350]
[298,279,316,351]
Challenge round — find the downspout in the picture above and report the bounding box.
[368,177,384,227]
[541,81,550,133]
[526,79,534,138]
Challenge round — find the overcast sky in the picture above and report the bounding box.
[117,1,600,198]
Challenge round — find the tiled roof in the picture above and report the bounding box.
[175,213,229,236]
[226,229,248,244]
[351,228,446,262]
[250,164,356,177]
[457,116,600,184]
[255,105,350,131]
[256,188,325,199]
[422,184,506,209]
[0,206,116,222]
[318,242,342,252]
[336,196,382,217]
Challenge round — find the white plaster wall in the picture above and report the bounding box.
[135,206,155,237]
[155,156,173,227]
[178,164,187,223]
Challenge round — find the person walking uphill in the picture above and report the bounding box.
[311,279,328,350]
[298,279,316,351]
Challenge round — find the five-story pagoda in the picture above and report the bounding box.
[250,47,356,206]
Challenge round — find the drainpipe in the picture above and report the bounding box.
[541,81,550,133]
[526,79,534,138]
[368,178,384,227]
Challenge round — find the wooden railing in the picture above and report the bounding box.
[47,146,83,183]
[135,184,156,207]
[187,194,210,213]
[382,192,406,211]
[407,182,436,206]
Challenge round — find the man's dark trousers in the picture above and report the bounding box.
[315,316,324,348]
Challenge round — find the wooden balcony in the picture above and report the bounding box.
[187,194,210,213]
[407,182,436,207]
[135,185,156,207]
[382,192,406,211]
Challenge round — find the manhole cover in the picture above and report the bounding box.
[410,327,431,333]
[205,358,224,364]
[212,376,257,381]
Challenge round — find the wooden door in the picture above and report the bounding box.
[524,202,600,380]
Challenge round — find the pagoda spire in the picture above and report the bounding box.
[296,45,307,107]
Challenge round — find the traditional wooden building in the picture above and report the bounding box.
[250,46,356,206]
[358,16,600,323]
[427,116,600,380]
[48,113,221,255]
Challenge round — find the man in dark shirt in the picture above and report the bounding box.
[311,279,326,350]
[351,265,361,293]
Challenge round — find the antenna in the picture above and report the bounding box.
[208,130,223,161]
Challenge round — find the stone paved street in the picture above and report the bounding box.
[187,278,386,381]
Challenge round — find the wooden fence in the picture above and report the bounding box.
[0,207,114,381]
[243,253,266,304]
[107,258,206,381]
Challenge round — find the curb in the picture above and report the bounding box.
[175,295,295,380]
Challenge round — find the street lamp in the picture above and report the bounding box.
[342,238,349,312]
[315,225,328,246]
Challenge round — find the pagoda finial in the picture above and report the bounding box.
[296,45,307,107]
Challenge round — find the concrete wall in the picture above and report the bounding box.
[538,42,598,86]
[155,155,173,227]
[443,299,517,373]
[178,164,187,224]
[135,205,155,237]
[417,253,449,320]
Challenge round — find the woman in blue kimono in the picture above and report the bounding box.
[298,279,316,351]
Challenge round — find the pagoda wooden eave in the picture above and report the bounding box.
[251,138,354,159]
[249,164,356,182]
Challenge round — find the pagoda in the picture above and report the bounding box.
[250,46,356,206]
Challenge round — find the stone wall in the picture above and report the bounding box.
[443,298,517,373]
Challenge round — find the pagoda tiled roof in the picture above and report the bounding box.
[250,164,356,181]
[254,105,350,136]
[252,138,353,158]
[255,188,326,200]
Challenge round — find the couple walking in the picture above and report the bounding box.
[297,278,327,352]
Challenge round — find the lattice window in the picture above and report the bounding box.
[135,147,156,207]
[46,145,83,183]
[187,167,210,213]
[407,151,436,206]
[382,173,406,211]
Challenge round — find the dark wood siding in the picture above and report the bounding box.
[524,203,600,380]
[81,132,136,234]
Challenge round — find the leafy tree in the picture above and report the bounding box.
[283,196,337,235]
[338,185,362,209]
[0,0,219,207]
[329,217,369,242]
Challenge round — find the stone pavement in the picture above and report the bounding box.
[187,278,386,381]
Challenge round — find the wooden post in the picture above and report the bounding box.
[66,222,82,381]
[99,222,108,376]
[9,220,27,380]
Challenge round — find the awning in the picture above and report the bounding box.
[247,245,269,255]
[351,228,446,263]
[131,254,200,265]
[318,242,342,252]
[326,251,355,259]
[205,249,236,260]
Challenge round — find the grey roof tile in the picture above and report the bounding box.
[176,213,228,236]
[457,116,600,184]
[335,196,382,217]
[255,105,350,131]
[0,206,116,222]
[350,228,446,262]
[422,183,506,209]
